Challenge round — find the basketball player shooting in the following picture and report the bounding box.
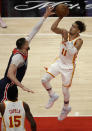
[41,16,86,120]
[0,6,55,102]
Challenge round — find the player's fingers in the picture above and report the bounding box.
[50,7,54,10]
[49,5,54,10]
[46,5,51,10]
[30,90,34,93]
[47,5,54,11]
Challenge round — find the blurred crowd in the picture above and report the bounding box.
[1,0,86,17]
[0,0,7,28]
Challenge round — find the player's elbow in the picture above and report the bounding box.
[7,71,11,79]
[51,26,56,32]
[7,71,13,80]
[51,23,57,32]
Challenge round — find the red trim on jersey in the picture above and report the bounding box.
[13,48,28,60]
[62,41,66,46]
[1,83,10,102]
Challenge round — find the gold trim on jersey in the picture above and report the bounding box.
[46,33,80,83]
[62,63,75,88]
[62,53,77,88]
[47,71,55,78]
[2,117,6,131]
[73,39,79,47]
[24,118,26,131]
[68,33,80,42]
[62,33,79,88]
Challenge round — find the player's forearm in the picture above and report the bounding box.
[7,73,24,88]
[31,122,37,131]
[26,17,46,43]
[27,115,37,131]
[51,17,63,31]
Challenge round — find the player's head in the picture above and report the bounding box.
[69,21,86,35]
[7,86,18,101]
[16,38,30,53]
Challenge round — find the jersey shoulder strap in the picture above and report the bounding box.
[68,33,81,41]
[68,33,81,46]
[73,36,81,46]
[12,48,28,60]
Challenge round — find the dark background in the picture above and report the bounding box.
[1,0,92,17]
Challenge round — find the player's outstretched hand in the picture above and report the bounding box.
[44,6,55,18]
[22,86,34,93]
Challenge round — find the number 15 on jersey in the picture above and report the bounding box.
[9,116,21,128]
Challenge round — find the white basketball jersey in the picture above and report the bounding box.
[59,34,80,69]
[2,101,26,131]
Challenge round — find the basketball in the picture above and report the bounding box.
[55,4,69,17]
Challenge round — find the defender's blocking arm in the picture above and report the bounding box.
[26,6,55,43]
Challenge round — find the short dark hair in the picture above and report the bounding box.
[7,86,18,101]
[75,21,86,33]
[16,38,26,49]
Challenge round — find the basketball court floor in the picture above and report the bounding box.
[0,17,92,119]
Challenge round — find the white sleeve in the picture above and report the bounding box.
[25,17,46,44]
[11,54,24,68]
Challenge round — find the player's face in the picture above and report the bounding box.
[22,41,30,55]
[69,23,80,35]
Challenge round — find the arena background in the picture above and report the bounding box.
[0,0,92,131]
[1,0,92,17]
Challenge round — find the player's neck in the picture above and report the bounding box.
[69,33,80,40]
[19,49,28,56]
[9,99,18,102]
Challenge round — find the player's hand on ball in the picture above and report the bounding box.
[44,6,55,18]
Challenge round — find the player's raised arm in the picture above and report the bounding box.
[23,102,37,131]
[26,6,55,44]
[51,17,68,35]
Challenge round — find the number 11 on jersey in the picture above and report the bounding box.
[62,48,67,56]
